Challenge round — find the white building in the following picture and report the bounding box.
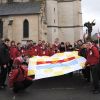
[0,0,83,43]
[46,0,83,43]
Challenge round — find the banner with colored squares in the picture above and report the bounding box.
[28,51,86,80]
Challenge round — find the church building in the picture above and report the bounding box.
[0,0,83,44]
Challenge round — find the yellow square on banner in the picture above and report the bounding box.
[29,58,37,66]
[28,70,35,76]
[52,58,59,61]
[62,66,72,71]
[53,71,64,76]
[44,68,53,74]
[80,62,85,68]
[56,53,64,56]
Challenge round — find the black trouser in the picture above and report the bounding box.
[90,64,100,90]
[0,66,7,86]
[8,59,13,74]
[13,79,33,93]
[82,67,90,82]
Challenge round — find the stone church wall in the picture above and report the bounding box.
[2,15,40,43]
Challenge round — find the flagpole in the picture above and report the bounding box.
[98,36,99,48]
[98,29,100,48]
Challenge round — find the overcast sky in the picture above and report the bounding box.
[82,0,100,34]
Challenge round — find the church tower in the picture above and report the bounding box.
[46,0,83,43]
[46,0,58,43]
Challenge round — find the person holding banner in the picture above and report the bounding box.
[8,58,33,93]
[86,42,100,94]
[78,43,90,82]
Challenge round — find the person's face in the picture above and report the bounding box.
[27,41,30,45]
[17,43,21,48]
[81,44,86,48]
[42,45,45,49]
[30,41,33,45]
[86,42,92,49]
[11,42,15,46]
[5,41,10,46]
[78,41,82,45]
[39,40,42,44]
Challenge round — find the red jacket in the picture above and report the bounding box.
[86,46,99,66]
[8,65,32,88]
[37,46,43,56]
[10,46,19,60]
[42,49,50,56]
[49,48,55,56]
[27,47,37,57]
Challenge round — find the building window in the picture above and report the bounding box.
[54,29,56,32]
[8,0,13,3]
[30,0,34,2]
[23,19,29,38]
[54,8,55,12]
[0,20,3,38]
[54,19,55,23]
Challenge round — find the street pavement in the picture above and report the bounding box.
[0,73,100,100]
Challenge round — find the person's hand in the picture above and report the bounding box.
[9,88,13,90]
[85,62,90,68]
[3,64,7,68]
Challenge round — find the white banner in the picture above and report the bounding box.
[28,51,86,80]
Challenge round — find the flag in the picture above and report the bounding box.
[28,51,86,80]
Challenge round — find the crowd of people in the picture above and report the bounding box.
[0,38,100,94]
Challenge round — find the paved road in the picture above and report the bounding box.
[0,74,100,100]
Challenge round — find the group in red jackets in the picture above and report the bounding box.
[9,40,60,59]
[1,38,100,94]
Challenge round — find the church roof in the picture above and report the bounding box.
[0,2,41,16]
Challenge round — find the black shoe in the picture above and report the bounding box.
[13,88,19,93]
[0,85,5,89]
[85,78,90,82]
[3,84,7,87]
[92,90,100,94]
[0,84,7,89]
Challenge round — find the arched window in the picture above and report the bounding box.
[23,19,29,38]
[30,0,34,2]
[0,20,3,38]
[8,0,13,3]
